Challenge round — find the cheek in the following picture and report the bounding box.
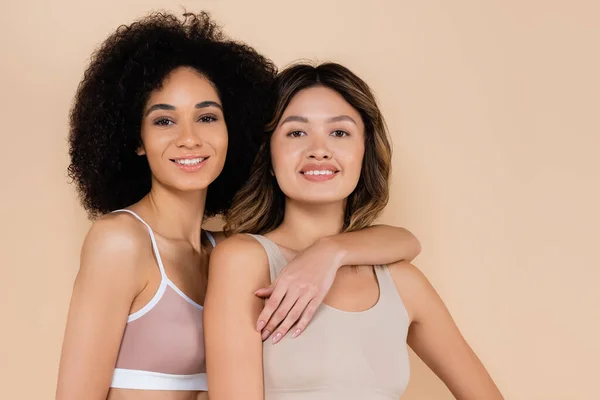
[202,127,228,164]
[212,129,229,153]
[341,142,365,180]
[341,139,365,159]
[270,138,298,173]
[139,129,168,159]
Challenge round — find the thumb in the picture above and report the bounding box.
[255,285,274,298]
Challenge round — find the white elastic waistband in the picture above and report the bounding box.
[111,368,207,391]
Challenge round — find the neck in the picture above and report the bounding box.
[137,179,207,250]
[275,198,345,251]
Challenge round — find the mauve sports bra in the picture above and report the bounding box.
[109,209,215,391]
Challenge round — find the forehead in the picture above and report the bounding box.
[283,86,362,121]
[147,67,220,104]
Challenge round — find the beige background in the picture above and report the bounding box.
[1,0,599,399]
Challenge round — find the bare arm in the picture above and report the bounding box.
[389,261,504,400]
[256,225,421,342]
[326,224,421,265]
[56,215,147,400]
[204,235,270,400]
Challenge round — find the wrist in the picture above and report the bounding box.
[316,235,347,270]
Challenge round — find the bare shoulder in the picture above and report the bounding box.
[210,234,268,267]
[387,261,430,288]
[79,212,152,283]
[386,261,439,321]
[84,212,150,257]
[208,234,271,292]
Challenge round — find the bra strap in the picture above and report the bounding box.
[112,209,168,279]
[204,231,217,248]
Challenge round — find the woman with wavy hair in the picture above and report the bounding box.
[205,62,503,399]
[57,12,422,400]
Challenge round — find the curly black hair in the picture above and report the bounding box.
[68,11,277,219]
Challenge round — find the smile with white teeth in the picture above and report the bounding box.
[302,170,336,176]
[174,158,204,165]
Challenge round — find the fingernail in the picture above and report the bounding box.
[272,332,282,344]
[261,330,270,341]
[291,328,302,339]
[256,320,265,331]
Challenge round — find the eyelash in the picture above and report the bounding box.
[199,115,218,123]
[153,115,218,126]
[154,117,174,126]
[331,130,349,138]
[286,130,350,138]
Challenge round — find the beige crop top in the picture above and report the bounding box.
[248,234,411,400]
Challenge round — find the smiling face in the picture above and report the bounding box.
[138,67,228,193]
[270,85,366,205]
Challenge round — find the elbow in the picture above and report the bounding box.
[404,228,422,262]
[412,235,422,260]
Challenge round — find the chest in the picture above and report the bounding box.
[262,305,410,398]
[155,237,209,302]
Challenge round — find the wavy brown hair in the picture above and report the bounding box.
[225,62,392,235]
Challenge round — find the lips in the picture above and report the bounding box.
[170,155,210,172]
[299,163,339,175]
[299,163,339,182]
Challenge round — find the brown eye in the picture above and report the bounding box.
[287,130,306,138]
[154,117,174,126]
[331,130,349,138]
[198,115,217,123]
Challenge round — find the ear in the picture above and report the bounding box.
[136,145,146,156]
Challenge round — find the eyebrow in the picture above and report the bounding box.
[280,114,357,126]
[280,115,309,125]
[327,115,357,125]
[144,101,223,117]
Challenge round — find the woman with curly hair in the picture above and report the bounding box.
[56,11,421,400]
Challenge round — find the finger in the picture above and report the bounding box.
[271,295,312,344]
[255,283,287,332]
[290,298,320,339]
[254,286,274,298]
[261,291,298,341]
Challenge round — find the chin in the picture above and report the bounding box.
[171,178,213,193]
[295,193,349,205]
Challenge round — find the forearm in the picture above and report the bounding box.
[324,225,421,267]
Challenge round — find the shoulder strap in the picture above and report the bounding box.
[245,234,288,282]
[374,266,408,312]
[112,209,168,279]
[204,231,217,248]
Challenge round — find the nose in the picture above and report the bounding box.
[175,121,202,149]
[306,135,332,160]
